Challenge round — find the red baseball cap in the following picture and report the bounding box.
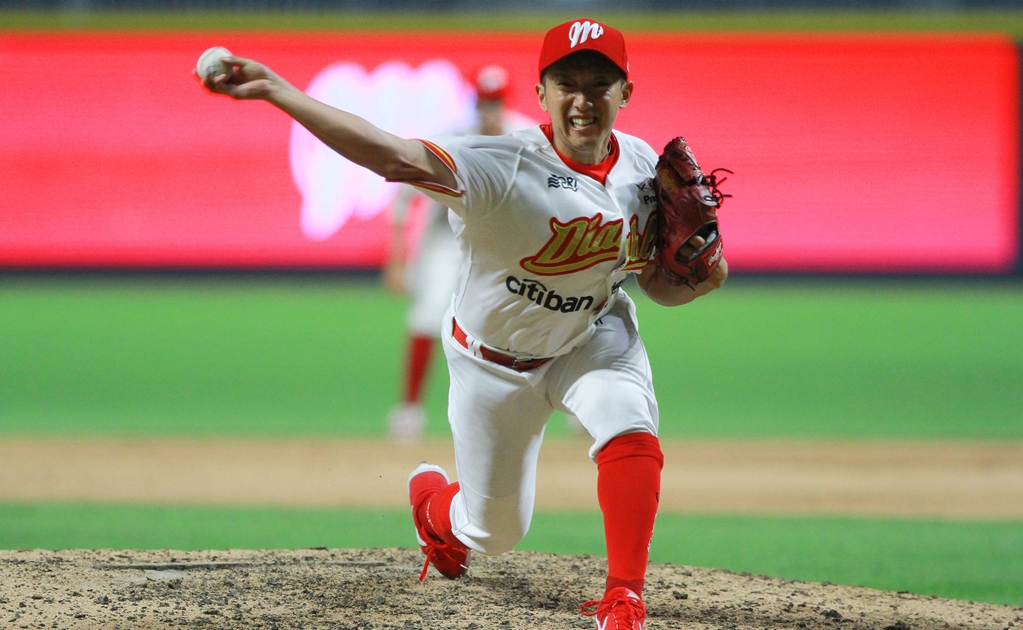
[538,18,629,80]
[475,65,510,101]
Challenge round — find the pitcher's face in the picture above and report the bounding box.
[537,53,632,165]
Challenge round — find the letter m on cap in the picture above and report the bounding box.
[568,21,604,48]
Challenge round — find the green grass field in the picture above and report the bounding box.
[1,278,1021,605]
[1,277,1019,439]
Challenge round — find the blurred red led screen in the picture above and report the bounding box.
[0,33,1017,271]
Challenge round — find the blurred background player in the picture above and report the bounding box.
[383,65,515,443]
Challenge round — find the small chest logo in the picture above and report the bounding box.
[568,21,604,48]
[548,174,578,191]
[638,179,656,205]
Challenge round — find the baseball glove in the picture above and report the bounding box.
[653,137,731,289]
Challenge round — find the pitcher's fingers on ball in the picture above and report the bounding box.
[229,58,266,85]
[198,71,226,94]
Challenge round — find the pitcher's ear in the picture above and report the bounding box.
[620,80,634,108]
[535,83,550,113]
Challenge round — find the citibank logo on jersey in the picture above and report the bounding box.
[506,276,595,313]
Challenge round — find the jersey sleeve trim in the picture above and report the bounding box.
[421,140,457,173]
[394,139,465,198]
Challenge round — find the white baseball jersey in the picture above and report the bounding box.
[413,126,660,359]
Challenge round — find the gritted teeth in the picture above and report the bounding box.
[571,117,595,128]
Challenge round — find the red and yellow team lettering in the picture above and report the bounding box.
[623,214,658,271]
[521,213,657,276]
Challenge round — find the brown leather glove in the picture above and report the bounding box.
[653,137,731,289]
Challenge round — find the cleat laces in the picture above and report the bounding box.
[580,590,646,629]
[417,539,467,581]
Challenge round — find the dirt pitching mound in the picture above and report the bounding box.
[2,548,1018,630]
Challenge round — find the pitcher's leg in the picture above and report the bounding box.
[547,296,662,599]
[443,333,553,555]
[596,432,663,595]
[552,297,659,458]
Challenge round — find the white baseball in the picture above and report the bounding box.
[196,46,233,80]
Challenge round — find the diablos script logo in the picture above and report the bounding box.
[520,213,657,276]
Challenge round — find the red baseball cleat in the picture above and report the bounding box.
[580,587,646,630]
[407,462,471,580]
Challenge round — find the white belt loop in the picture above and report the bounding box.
[467,337,484,360]
[454,317,484,360]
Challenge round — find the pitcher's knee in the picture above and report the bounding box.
[454,520,528,555]
[589,422,658,461]
[450,491,532,555]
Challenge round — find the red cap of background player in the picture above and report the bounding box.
[475,65,509,101]
[538,18,629,80]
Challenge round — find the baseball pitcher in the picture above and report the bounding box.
[200,18,728,630]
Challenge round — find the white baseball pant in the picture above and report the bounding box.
[441,292,659,555]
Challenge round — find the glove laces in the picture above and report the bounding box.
[702,168,733,206]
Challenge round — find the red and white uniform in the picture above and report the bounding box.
[413,124,661,554]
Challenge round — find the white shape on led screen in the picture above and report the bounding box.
[290,60,475,241]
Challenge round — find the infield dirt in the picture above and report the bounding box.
[2,438,1021,629]
[2,547,1021,630]
[2,437,1021,517]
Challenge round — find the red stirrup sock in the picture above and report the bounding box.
[416,480,463,547]
[596,432,664,597]
[403,334,434,404]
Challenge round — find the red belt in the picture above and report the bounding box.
[452,319,552,372]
